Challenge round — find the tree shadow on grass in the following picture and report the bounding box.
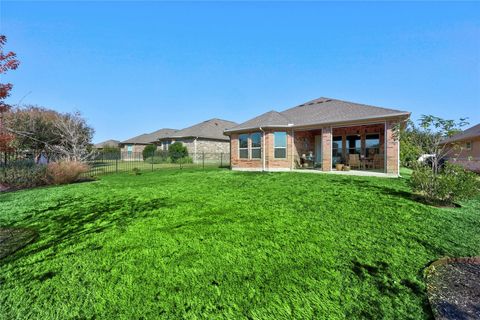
[349,259,435,319]
[0,195,175,267]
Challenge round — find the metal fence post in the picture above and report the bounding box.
[202,152,205,169]
[151,150,154,172]
[220,152,223,168]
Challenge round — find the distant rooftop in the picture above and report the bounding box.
[94,139,120,148]
[442,123,480,144]
[158,118,238,142]
[121,128,178,144]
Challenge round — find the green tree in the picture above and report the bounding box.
[142,144,157,160]
[168,142,188,162]
[406,115,478,205]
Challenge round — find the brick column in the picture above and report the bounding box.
[321,127,332,171]
[385,121,399,175]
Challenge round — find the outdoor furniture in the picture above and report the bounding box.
[373,154,383,169]
[348,154,360,169]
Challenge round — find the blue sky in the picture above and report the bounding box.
[1,1,479,143]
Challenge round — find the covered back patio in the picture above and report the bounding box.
[293,123,395,173]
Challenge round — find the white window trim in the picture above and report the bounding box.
[238,134,249,159]
[466,141,472,151]
[273,132,287,159]
[250,132,262,160]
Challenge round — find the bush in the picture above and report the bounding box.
[142,144,157,160]
[46,161,89,185]
[0,160,47,189]
[410,162,479,205]
[168,142,188,163]
[177,156,193,164]
[144,150,169,164]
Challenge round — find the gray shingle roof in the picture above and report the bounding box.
[161,118,238,141]
[226,97,410,133]
[94,139,120,149]
[122,128,178,144]
[442,123,480,143]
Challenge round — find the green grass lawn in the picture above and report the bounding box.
[0,169,479,319]
[87,159,228,175]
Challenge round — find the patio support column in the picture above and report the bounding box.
[385,121,400,175]
[321,127,332,171]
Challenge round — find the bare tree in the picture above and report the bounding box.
[49,111,94,162]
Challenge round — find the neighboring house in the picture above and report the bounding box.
[442,123,480,173]
[119,128,177,160]
[224,97,410,175]
[153,118,238,162]
[93,139,120,150]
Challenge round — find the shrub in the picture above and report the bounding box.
[168,142,188,163]
[142,144,157,160]
[144,150,169,164]
[177,156,193,164]
[410,162,479,205]
[46,161,89,185]
[0,160,47,189]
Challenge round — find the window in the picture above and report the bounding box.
[239,134,248,159]
[251,132,262,159]
[162,140,172,151]
[274,132,287,158]
[365,134,380,158]
[332,136,343,166]
[466,141,472,151]
[346,135,361,155]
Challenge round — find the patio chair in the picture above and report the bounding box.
[373,154,383,169]
[348,154,360,169]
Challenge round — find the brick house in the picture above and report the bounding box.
[442,123,480,173]
[153,118,238,162]
[224,97,410,176]
[119,128,177,160]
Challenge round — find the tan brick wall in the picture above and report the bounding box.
[446,137,480,173]
[321,127,332,171]
[230,121,401,175]
[230,130,293,170]
[385,121,399,175]
[230,133,263,169]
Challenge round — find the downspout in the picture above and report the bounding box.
[260,127,266,171]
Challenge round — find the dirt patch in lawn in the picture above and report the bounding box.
[0,228,38,260]
[426,257,480,320]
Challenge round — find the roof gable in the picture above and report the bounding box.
[442,123,480,143]
[226,96,410,133]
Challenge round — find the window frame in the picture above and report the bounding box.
[466,141,472,151]
[346,135,361,155]
[250,132,262,160]
[365,133,381,157]
[273,131,287,159]
[238,134,249,159]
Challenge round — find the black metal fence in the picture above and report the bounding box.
[86,150,230,176]
[0,150,231,178]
